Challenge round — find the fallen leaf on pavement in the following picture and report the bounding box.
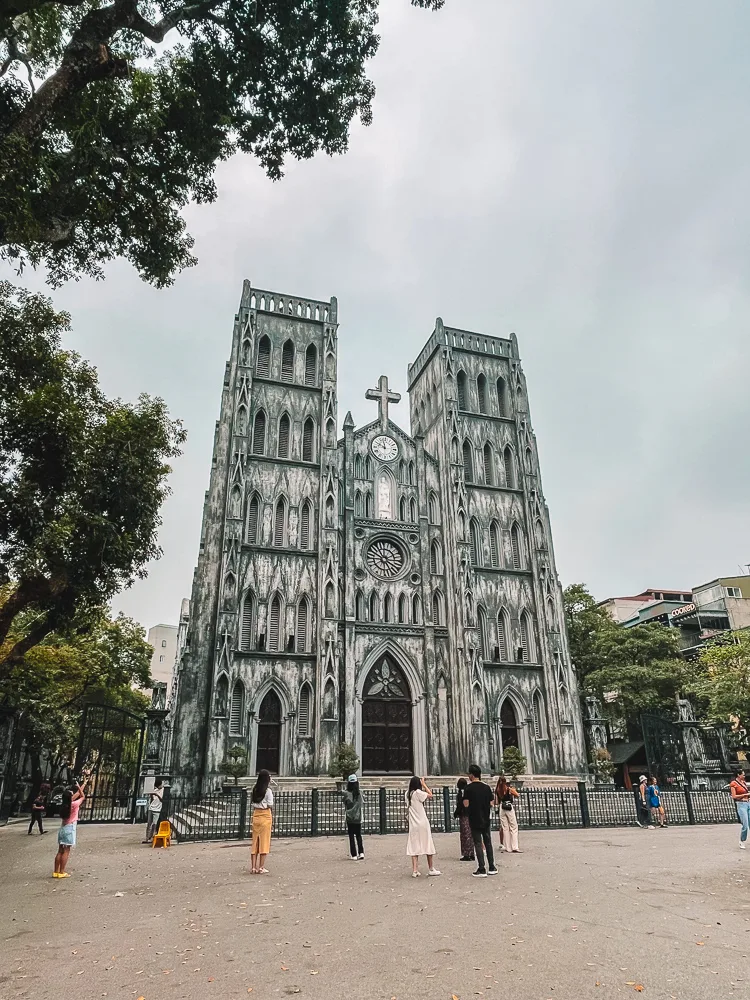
[281,965,288,971]
[696,942,705,946]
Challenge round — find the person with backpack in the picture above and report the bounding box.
[494,774,521,853]
[341,774,364,860]
[730,769,750,849]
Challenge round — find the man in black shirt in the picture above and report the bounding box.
[463,764,497,877]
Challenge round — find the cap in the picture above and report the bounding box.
[639,775,647,781]
[347,774,358,783]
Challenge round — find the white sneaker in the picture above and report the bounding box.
[648,825,656,830]
[358,853,365,860]
[412,871,421,878]
[427,868,442,876]
[740,842,746,850]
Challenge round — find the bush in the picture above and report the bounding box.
[328,743,360,780]
[500,746,527,779]
[221,745,248,785]
[589,747,615,783]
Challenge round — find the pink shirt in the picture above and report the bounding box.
[63,798,82,826]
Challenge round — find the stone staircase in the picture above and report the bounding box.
[233,773,579,792]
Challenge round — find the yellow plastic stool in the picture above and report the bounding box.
[152,820,171,848]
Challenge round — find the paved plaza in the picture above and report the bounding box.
[2,822,748,999]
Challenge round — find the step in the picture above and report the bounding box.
[229,773,579,791]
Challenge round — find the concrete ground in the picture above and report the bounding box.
[2,821,749,1000]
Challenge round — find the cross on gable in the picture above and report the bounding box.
[366,375,401,429]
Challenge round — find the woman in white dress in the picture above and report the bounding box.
[405,776,441,878]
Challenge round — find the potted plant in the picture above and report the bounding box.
[500,746,527,788]
[328,743,360,789]
[589,747,615,785]
[221,745,248,793]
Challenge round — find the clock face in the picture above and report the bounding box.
[371,435,399,462]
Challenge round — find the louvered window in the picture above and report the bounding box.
[520,611,532,662]
[240,593,254,650]
[462,440,474,482]
[428,493,438,523]
[268,595,281,651]
[497,611,509,660]
[511,523,522,568]
[302,418,314,462]
[281,340,294,382]
[229,681,245,734]
[483,444,494,486]
[256,336,270,378]
[497,377,507,416]
[478,607,488,659]
[278,413,290,458]
[504,447,515,488]
[300,500,311,550]
[430,540,441,574]
[432,592,443,626]
[305,344,317,385]
[533,692,544,739]
[296,598,309,652]
[489,521,500,567]
[470,519,481,566]
[246,494,260,543]
[457,371,467,410]
[252,411,266,455]
[477,374,487,413]
[274,499,286,547]
[298,685,311,736]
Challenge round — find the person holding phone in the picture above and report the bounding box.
[730,769,750,849]
[53,778,87,878]
[405,776,441,878]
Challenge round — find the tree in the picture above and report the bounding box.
[500,745,526,781]
[0,609,152,789]
[1,0,444,286]
[0,282,185,676]
[563,583,617,680]
[687,631,750,731]
[328,742,359,780]
[221,744,248,785]
[589,747,615,783]
[584,658,686,720]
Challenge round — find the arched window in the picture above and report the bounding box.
[302,418,315,462]
[246,493,260,544]
[398,593,408,624]
[354,490,363,517]
[305,343,317,386]
[325,583,336,617]
[489,520,500,567]
[325,495,335,527]
[457,370,468,410]
[298,684,312,737]
[268,593,282,651]
[240,591,254,650]
[364,455,372,478]
[229,680,245,734]
[252,410,266,455]
[229,485,242,519]
[408,461,415,485]
[462,440,474,482]
[546,596,556,628]
[273,497,287,547]
[214,674,228,716]
[535,518,545,550]
[355,590,365,620]
[277,412,290,458]
[483,443,494,486]
[323,678,336,719]
[296,596,310,652]
[326,419,335,449]
[428,492,439,523]
[503,446,516,488]
[500,698,519,751]
[383,593,393,623]
[525,446,533,472]
[477,605,489,659]
[236,405,247,436]
[496,377,507,417]
[256,335,271,378]
[469,518,481,566]
[532,691,546,739]
[472,683,485,723]
[510,522,523,569]
[412,593,422,624]
[430,539,442,574]
[458,510,466,540]
[376,469,395,519]
[398,460,407,483]
[432,591,444,626]
[369,592,379,622]
[281,339,294,382]
[520,610,534,662]
[497,608,509,661]
[355,455,363,479]
[365,492,373,518]
[477,373,488,413]
[300,499,313,550]
[399,496,407,522]
[410,498,417,522]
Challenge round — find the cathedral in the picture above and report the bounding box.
[169,281,586,793]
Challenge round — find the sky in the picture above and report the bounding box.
[6,0,750,631]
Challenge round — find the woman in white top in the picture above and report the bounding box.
[250,769,274,874]
[405,776,441,878]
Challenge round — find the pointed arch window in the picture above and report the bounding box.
[532,691,546,739]
[408,461,415,485]
[428,492,439,524]
[281,339,295,382]
[496,377,507,416]
[369,592,379,622]
[497,608,509,661]
[365,492,373,518]
[398,460,407,484]
[355,455,364,479]
[477,605,489,659]
[326,419,335,449]
[457,370,468,410]
[535,518,545,550]
[229,485,242,519]
[546,596,556,629]
[469,518,481,566]
[477,374,488,413]
[383,593,394,623]
[355,590,365,620]
[298,684,312,737]
[354,490,363,517]
[500,698,519,750]
[273,498,287,547]
[229,680,245,734]
[483,443,494,486]
[525,446,533,472]
[520,610,534,662]
[305,344,318,386]
[236,405,247,436]
[462,440,474,482]
[489,520,500,567]
[268,594,282,652]
[432,591,444,626]
[398,593,408,624]
[472,683,485,723]
[364,455,372,478]
[240,591,254,651]
[325,583,336,618]
[214,674,228,716]
[277,412,290,458]
[510,522,523,569]
[410,497,417,522]
[246,493,260,544]
[430,539,442,574]
[399,496,407,522]
[300,499,313,550]
[252,410,266,455]
[302,418,315,462]
[296,596,310,652]
[503,446,516,488]
[323,678,337,720]
[412,593,422,624]
[256,336,271,378]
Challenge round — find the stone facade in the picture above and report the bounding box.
[170,282,586,793]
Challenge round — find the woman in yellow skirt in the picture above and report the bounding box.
[250,769,274,874]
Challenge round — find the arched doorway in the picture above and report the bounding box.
[500,698,519,752]
[362,656,413,773]
[256,690,282,773]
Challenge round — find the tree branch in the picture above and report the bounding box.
[1,0,87,17]
[0,609,57,676]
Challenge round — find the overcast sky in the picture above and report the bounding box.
[6,0,750,631]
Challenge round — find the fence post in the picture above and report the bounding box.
[577,780,590,828]
[311,788,319,836]
[238,788,248,839]
[443,786,452,832]
[379,786,387,835]
[684,783,696,825]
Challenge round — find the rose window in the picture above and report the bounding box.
[366,539,405,579]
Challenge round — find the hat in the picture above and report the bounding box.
[347,774,358,783]
[639,774,647,781]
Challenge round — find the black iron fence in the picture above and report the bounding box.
[152,782,740,844]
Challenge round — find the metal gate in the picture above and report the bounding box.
[74,704,146,822]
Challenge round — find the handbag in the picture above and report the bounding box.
[501,797,514,811]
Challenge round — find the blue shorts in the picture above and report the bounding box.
[58,823,77,847]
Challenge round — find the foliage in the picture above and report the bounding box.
[221,744,248,785]
[0,609,152,785]
[563,583,618,680]
[500,745,526,780]
[0,0,444,286]
[687,630,750,730]
[584,659,687,720]
[0,282,185,676]
[589,746,615,783]
[328,742,360,780]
